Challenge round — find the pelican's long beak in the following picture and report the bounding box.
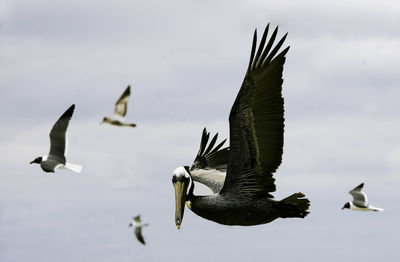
[173,179,189,230]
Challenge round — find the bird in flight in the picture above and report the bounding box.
[129,215,149,245]
[172,24,310,229]
[342,183,383,211]
[30,104,82,173]
[101,85,136,127]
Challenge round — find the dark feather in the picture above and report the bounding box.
[221,25,289,199]
[134,227,146,245]
[48,104,75,163]
[191,128,229,172]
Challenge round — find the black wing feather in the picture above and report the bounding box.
[48,104,75,163]
[134,227,146,245]
[221,25,289,199]
[191,128,229,172]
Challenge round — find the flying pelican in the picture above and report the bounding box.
[129,215,149,245]
[342,183,383,211]
[30,104,82,173]
[101,85,136,127]
[172,24,310,228]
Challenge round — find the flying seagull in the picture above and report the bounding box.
[30,104,82,173]
[342,183,383,211]
[172,24,310,229]
[129,215,149,245]
[101,85,136,127]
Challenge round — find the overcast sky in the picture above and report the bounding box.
[1,0,400,261]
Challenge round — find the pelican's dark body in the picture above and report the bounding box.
[189,192,307,226]
[189,194,278,225]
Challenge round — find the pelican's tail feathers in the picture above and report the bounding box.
[280,192,310,218]
[65,162,82,173]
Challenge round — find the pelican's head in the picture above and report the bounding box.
[342,202,350,210]
[30,156,42,165]
[172,166,194,230]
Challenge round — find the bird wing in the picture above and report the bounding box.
[114,85,131,117]
[48,104,75,163]
[220,25,289,199]
[190,128,229,193]
[349,183,368,207]
[134,226,146,245]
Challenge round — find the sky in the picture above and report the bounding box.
[1,0,400,261]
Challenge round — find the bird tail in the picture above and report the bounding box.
[279,192,310,218]
[370,206,384,212]
[64,162,82,173]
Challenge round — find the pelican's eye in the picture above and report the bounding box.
[179,176,189,183]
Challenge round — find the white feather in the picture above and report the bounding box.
[64,162,82,173]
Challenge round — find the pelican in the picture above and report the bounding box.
[101,85,136,127]
[172,24,310,228]
[30,104,82,173]
[342,183,383,211]
[129,215,149,245]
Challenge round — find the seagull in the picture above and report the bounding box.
[342,183,383,211]
[129,215,149,245]
[172,24,310,229]
[101,85,136,127]
[30,104,82,173]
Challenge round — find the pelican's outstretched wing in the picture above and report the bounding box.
[190,128,229,193]
[114,85,131,117]
[221,25,289,199]
[49,104,75,163]
[349,183,368,207]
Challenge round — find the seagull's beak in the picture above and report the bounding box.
[173,179,189,230]
[29,160,34,164]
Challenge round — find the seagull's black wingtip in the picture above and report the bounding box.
[59,104,75,119]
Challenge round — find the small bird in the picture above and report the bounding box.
[342,183,383,211]
[101,85,136,127]
[129,215,148,245]
[30,104,82,173]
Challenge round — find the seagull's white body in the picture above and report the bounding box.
[343,183,383,212]
[347,201,383,212]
